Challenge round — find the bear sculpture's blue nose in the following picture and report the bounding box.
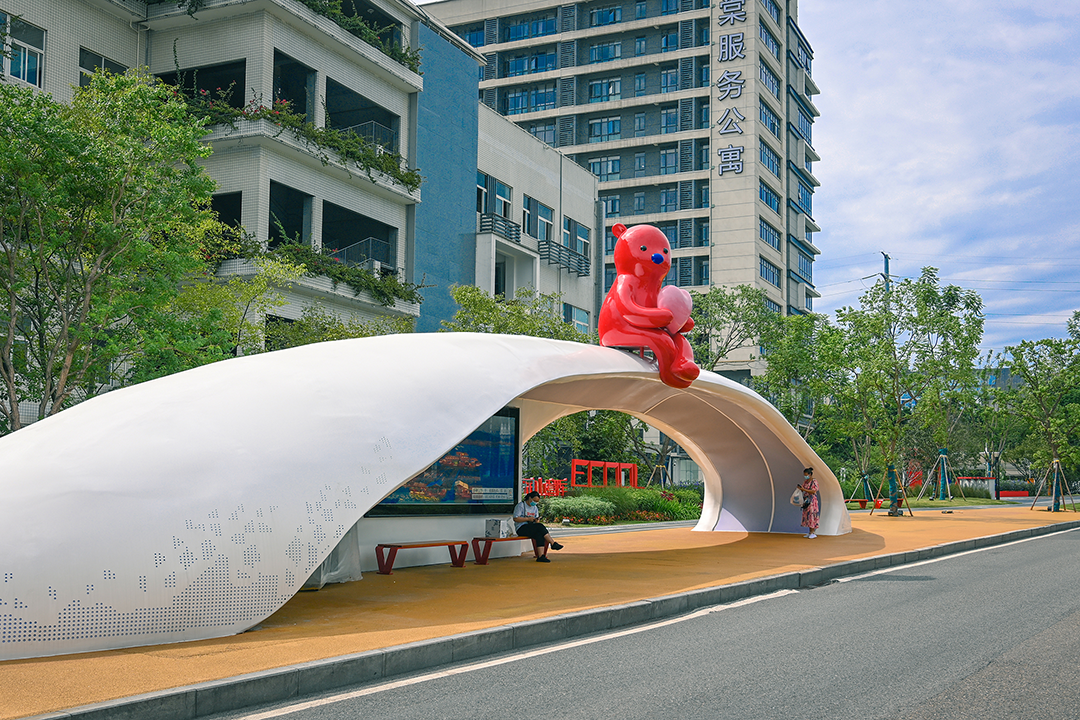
[651,253,665,264]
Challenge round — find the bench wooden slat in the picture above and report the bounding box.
[375,540,469,574]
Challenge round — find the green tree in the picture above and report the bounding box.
[752,312,844,440]
[0,71,225,433]
[441,285,592,342]
[832,268,984,500]
[1002,338,1080,471]
[265,305,413,350]
[687,284,782,372]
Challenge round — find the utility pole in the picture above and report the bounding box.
[881,252,891,292]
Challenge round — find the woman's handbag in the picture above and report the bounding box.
[790,487,805,507]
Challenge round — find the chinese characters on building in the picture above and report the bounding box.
[715,0,747,176]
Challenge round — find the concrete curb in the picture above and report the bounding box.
[29,518,1080,720]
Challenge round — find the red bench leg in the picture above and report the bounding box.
[448,544,468,567]
[376,546,398,575]
[473,538,494,565]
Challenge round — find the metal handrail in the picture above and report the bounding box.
[479,213,522,243]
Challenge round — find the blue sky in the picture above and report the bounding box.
[798,0,1080,352]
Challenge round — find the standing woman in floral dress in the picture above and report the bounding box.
[799,466,819,539]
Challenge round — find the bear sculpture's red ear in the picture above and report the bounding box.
[612,223,627,239]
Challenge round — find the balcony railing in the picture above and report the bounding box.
[328,236,395,269]
[479,213,522,242]
[340,120,398,153]
[539,239,590,276]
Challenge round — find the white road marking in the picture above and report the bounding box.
[835,525,1080,583]
[234,589,800,719]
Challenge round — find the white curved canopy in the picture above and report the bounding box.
[0,333,848,660]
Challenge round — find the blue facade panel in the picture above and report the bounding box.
[414,24,480,332]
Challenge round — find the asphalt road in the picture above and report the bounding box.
[217,528,1080,720]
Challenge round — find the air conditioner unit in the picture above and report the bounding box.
[360,258,382,274]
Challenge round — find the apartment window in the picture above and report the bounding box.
[696,258,709,286]
[523,195,555,239]
[635,37,646,56]
[531,82,556,111]
[805,154,813,173]
[504,13,556,41]
[589,116,622,142]
[759,22,780,60]
[634,112,646,136]
[765,297,781,313]
[636,1,647,18]
[269,180,312,248]
[759,60,780,98]
[79,48,125,87]
[635,73,647,96]
[759,141,780,177]
[563,304,590,333]
[699,105,709,127]
[700,65,709,87]
[797,250,813,282]
[660,106,678,133]
[760,100,781,138]
[698,221,710,246]
[797,42,813,76]
[661,0,678,15]
[699,143,710,170]
[634,192,646,213]
[759,257,781,287]
[797,180,813,215]
[538,204,554,241]
[589,41,622,63]
[660,188,677,213]
[563,217,590,256]
[589,156,621,181]
[506,88,528,115]
[760,0,781,24]
[661,68,678,93]
[477,171,489,213]
[660,148,677,175]
[506,51,556,77]
[805,294,813,311]
[759,218,781,251]
[2,13,45,87]
[591,6,622,26]
[634,152,646,177]
[589,77,622,102]
[529,122,555,144]
[602,195,621,217]
[699,183,709,208]
[459,24,484,47]
[659,223,677,247]
[759,180,780,213]
[605,228,618,253]
[605,263,617,291]
[661,31,678,52]
[798,108,813,144]
[495,180,513,218]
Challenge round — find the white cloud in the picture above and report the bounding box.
[802,0,1080,350]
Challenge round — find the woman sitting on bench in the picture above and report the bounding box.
[512,491,564,563]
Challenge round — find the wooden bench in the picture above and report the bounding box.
[375,540,469,575]
[471,536,548,565]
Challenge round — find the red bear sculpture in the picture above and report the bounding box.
[598,223,701,389]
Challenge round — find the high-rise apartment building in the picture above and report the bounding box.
[427,0,822,362]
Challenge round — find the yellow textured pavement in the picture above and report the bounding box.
[1,506,1074,719]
